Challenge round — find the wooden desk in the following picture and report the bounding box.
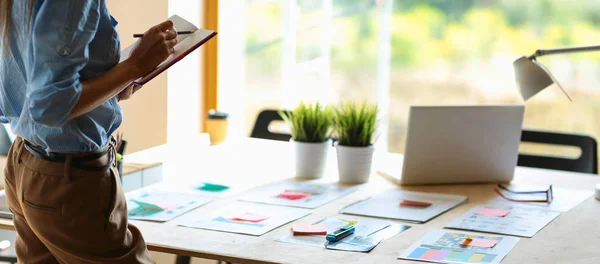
[2,139,600,263]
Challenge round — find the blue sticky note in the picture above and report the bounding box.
[408,247,429,259]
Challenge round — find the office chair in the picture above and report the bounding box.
[517,129,598,174]
[250,109,292,142]
[0,125,11,156]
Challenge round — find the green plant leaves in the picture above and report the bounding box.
[333,102,378,147]
[279,102,334,143]
[279,101,378,146]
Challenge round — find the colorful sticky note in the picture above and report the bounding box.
[291,224,327,235]
[474,208,511,217]
[340,219,358,226]
[400,199,434,207]
[277,191,310,200]
[468,253,487,262]
[230,213,269,223]
[131,200,163,211]
[197,182,229,192]
[461,238,498,248]
[421,249,440,260]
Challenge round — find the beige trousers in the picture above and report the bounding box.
[3,137,153,263]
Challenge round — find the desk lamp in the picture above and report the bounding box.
[513,44,600,101]
[514,45,600,200]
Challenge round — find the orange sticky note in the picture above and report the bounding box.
[278,191,310,200]
[400,199,434,207]
[291,224,327,235]
[474,208,511,217]
[230,213,269,223]
[461,238,498,248]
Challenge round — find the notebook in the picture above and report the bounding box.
[119,15,217,85]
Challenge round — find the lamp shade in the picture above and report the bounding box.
[513,56,554,101]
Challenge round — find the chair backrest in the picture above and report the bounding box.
[250,110,292,142]
[0,125,12,156]
[517,129,598,174]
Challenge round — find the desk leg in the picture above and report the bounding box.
[175,255,191,264]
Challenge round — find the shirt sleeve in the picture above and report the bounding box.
[0,109,8,124]
[27,0,101,128]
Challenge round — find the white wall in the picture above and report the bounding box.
[217,0,246,140]
[167,0,203,145]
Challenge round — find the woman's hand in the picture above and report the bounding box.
[65,21,179,119]
[117,83,137,101]
[126,20,178,77]
[117,20,177,101]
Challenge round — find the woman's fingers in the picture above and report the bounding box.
[165,29,178,40]
[157,20,175,32]
[166,38,178,49]
[118,84,135,101]
[128,20,180,76]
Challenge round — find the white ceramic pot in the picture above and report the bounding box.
[293,139,332,179]
[336,144,375,184]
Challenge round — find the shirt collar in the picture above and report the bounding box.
[110,16,118,27]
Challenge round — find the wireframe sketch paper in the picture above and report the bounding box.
[119,15,217,85]
[178,202,311,236]
[277,215,410,252]
[488,186,592,212]
[398,229,520,264]
[238,179,358,209]
[339,190,468,223]
[446,205,560,238]
[126,189,212,222]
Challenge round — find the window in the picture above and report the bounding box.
[220,0,600,157]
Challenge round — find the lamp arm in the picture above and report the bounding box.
[529,45,600,59]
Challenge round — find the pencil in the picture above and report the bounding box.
[133,30,194,38]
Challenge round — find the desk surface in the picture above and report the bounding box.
[1,138,600,264]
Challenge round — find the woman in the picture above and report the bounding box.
[0,0,177,262]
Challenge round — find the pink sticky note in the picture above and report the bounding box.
[474,208,511,217]
[461,238,498,248]
[400,199,434,207]
[230,213,269,223]
[278,191,310,200]
[291,224,327,235]
[404,199,434,205]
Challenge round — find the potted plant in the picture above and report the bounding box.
[334,102,378,184]
[279,102,334,179]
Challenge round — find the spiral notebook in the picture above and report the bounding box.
[119,15,217,85]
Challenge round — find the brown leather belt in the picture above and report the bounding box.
[23,138,116,171]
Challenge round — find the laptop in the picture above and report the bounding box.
[377,105,525,185]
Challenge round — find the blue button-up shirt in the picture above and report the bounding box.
[0,0,123,153]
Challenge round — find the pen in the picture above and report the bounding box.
[326,224,355,242]
[133,30,194,38]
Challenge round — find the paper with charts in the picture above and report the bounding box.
[446,205,560,238]
[278,215,410,252]
[489,186,592,212]
[339,190,468,223]
[126,189,212,222]
[158,180,239,198]
[178,202,311,236]
[238,180,358,209]
[398,229,520,264]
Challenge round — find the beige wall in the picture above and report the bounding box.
[106,0,169,154]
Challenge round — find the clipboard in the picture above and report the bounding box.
[119,15,218,86]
